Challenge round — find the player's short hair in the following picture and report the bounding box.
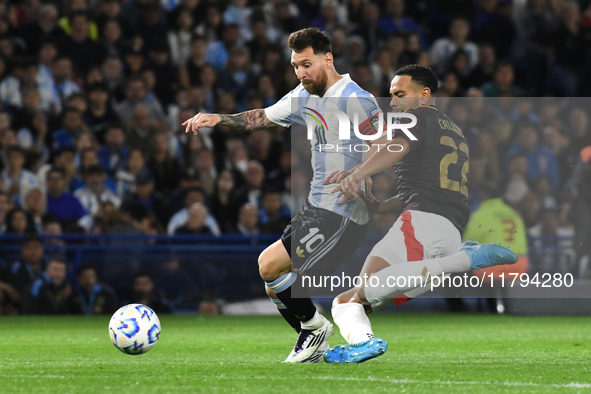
[288,28,332,55]
[394,64,439,94]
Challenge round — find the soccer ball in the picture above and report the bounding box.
[108,304,161,355]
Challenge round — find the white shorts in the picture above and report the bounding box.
[369,210,462,265]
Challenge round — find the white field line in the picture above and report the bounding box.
[1,373,591,389]
[216,374,591,389]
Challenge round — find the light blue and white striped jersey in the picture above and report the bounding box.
[265,74,382,225]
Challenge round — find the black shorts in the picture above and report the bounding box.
[281,199,369,276]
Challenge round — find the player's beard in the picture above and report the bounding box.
[302,71,329,96]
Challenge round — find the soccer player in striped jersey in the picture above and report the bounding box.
[183,28,385,363]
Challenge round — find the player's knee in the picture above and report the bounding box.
[258,243,291,281]
[258,250,280,281]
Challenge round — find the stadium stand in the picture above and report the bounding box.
[0,0,589,313]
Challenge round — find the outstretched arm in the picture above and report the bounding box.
[183,109,276,135]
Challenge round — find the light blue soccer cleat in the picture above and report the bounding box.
[323,338,387,364]
[460,240,518,270]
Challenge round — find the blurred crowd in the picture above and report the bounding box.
[0,234,175,314]
[0,0,589,313]
[0,0,589,237]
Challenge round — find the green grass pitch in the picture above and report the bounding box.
[1,314,590,393]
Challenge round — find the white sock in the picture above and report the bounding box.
[332,302,374,345]
[364,251,471,304]
[440,251,471,272]
[301,310,325,330]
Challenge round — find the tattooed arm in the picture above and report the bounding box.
[183,109,276,135]
[219,109,275,131]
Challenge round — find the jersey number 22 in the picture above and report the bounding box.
[439,136,469,198]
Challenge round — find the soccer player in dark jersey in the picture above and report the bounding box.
[322,65,518,364]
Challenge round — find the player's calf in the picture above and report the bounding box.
[259,240,326,361]
[331,295,375,346]
[328,283,388,364]
[260,245,302,333]
[266,285,301,333]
